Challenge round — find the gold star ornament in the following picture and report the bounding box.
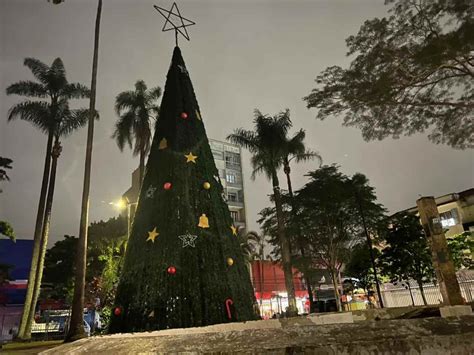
[230,225,237,236]
[185,152,198,163]
[146,227,159,243]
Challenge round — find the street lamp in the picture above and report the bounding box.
[109,197,137,239]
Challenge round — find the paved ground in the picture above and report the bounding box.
[41,315,474,354]
[1,340,62,355]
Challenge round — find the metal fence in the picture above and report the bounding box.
[381,278,474,308]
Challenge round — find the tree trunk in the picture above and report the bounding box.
[17,131,53,340]
[284,162,314,312]
[417,278,428,306]
[407,281,415,306]
[271,170,297,315]
[66,0,102,342]
[24,138,62,338]
[330,268,342,312]
[354,189,384,308]
[139,147,145,187]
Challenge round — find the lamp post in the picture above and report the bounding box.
[109,197,138,239]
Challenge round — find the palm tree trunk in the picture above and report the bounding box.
[417,278,428,306]
[24,138,62,338]
[66,0,102,342]
[139,147,145,187]
[17,131,53,340]
[271,170,297,315]
[284,162,314,312]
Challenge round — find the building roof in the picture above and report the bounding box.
[400,187,474,215]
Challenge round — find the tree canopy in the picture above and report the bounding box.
[447,231,473,270]
[380,212,435,304]
[304,0,474,149]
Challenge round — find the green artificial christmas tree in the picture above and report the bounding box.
[109,47,258,333]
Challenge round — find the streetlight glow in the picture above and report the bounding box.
[109,199,126,210]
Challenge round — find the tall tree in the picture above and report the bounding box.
[293,166,355,311]
[280,116,321,312]
[6,57,89,340]
[292,166,385,311]
[228,110,298,314]
[350,173,386,307]
[304,0,474,149]
[26,102,89,338]
[380,212,435,305]
[67,0,102,342]
[113,80,162,184]
[345,242,382,292]
[42,235,78,301]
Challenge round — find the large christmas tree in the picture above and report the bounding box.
[109,47,258,333]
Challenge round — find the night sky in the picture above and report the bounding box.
[1,0,473,247]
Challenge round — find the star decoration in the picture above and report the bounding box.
[185,152,198,163]
[159,138,168,150]
[145,186,157,199]
[147,227,159,243]
[178,233,198,248]
[230,225,237,236]
[153,2,196,42]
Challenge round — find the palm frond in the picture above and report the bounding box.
[286,129,306,155]
[251,154,274,181]
[62,83,90,99]
[132,117,151,157]
[46,58,67,93]
[115,91,137,115]
[6,81,48,98]
[7,101,51,133]
[293,150,322,166]
[227,129,258,152]
[148,86,162,101]
[23,58,49,84]
[134,80,147,93]
[149,105,160,117]
[58,108,90,137]
[112,111,135,151]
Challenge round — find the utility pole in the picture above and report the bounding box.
[416,197,463,305]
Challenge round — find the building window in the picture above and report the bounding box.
[230,211,239,222]
[226,172,236,184]
[440,209,459,228]
[225,152,241,168]
[227,192,237,202]
[212,149,224,160]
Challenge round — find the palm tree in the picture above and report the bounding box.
[6,57,89,340]
[113,80,162,184]
[281,120,322,313]
[227,109,298,315]
[68,0,102,341]
[25,101,89,338]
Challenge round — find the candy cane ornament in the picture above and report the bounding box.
[225,298,234,319]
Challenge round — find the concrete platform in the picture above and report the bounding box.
[42,314,474,354]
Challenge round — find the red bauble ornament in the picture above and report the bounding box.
[114,307,122,316]
[167,266,176,275]
[180,112,188,119]
[163,182,172,190]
